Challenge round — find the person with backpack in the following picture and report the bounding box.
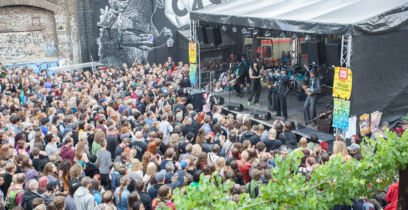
[247,169,262,199]
[6,173,25,209]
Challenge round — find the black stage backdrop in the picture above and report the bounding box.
[350,28,408,122]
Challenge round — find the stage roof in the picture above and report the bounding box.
[190,0,408,34]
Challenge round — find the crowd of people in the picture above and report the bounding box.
[0,58,402,210]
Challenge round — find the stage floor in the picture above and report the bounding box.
[214,88,332,128]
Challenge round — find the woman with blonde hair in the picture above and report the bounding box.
[331,141,351,161]
[215,157,227,176]
[114,176,131,210]
[128,159,143,180]
[191,144,202,157]
[74,140,89,168]
[298,137,307,150]
[143,162,157,189]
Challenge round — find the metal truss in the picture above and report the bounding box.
[340,34,352,68]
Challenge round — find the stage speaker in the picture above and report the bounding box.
[190,89,205,112]
[210,95,224,105]
[304,41,325,65]
[197,26,207,44]
[325,41,340,67]
[205,27,222,46]
[253,110,271,121]
[227,103,243,111]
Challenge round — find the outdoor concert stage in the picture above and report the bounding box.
[214,90,336,151]
[215,90,331,127]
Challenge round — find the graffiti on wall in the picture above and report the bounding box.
[97,0,173,66]
[4,62,59,76]
[96,0,226,66]
[0,31,57,59]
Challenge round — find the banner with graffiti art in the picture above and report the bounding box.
[333,67,352,100]
[332,98,350,130]
[189,64,197,85]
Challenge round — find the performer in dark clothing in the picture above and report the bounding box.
[248,61,262,105]
[275,68,289,120]
[233,59,245,97]
[241,56,251,92]
[267,68,278,111]
[303,69,321,125]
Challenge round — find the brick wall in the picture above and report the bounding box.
[0,0,81,65]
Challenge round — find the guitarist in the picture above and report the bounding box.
[303,69,321,126]
[233,58,245,98]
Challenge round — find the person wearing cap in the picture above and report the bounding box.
[275,68,289,120]
[303,69,321,126]
[347,143,361,158]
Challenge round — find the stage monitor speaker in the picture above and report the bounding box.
[227,103,243,111]
[190,89,205,112]
[304,41,325,65]
[205,27,222,46]
[325,41,340,67]
[253,110,271,121]
[210,95,224,105]
[197,26,207,44]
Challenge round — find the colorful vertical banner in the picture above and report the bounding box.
[370,111,383,132]
[332,98,351,130]
[359,113,370,136]
[333,67,353,100]
[189,42,197,64]
[189,64,197,85]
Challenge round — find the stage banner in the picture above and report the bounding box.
[333,67,352,100]
[189,42,197,64]
[332,98,350,130]
[189,64,197,85]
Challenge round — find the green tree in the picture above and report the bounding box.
[173,131,408,209]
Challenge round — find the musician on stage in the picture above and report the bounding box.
[247,61,262,106]
[233,58,245,97]
[266,68,278,112]
[303,69,321,126]
[275,68,289,121]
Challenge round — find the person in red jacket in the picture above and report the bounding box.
[385,182,399,210]
[394,120,408,136]
[60,138,75,164]
[237,149,257,183]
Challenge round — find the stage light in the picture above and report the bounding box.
[265,30,271,36]
[232,26,237,33]
[222,25,227,32]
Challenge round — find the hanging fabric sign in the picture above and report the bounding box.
[333,67,352,100]
[189,42,197,64]
[332,98,351,130]
[189,64,197,85]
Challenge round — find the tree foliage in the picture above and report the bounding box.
[173,131,408,209]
